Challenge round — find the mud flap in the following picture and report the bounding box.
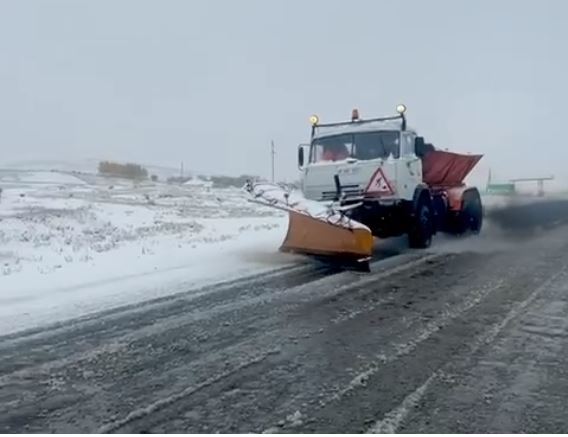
[280,209,374,269]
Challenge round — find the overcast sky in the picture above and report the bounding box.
[0,0,566,186]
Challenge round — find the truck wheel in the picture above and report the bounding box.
[462,189,483,234]
[408,196,434,248]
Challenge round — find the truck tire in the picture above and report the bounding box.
[408,194,434,248]
[462,188,483,234]
[431,193,447,232]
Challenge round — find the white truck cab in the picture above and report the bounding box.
[298,106,422,204]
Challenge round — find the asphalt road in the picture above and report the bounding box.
[2,212,568,433]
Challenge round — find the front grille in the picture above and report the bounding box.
[321,188,363,201]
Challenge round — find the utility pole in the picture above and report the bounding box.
[270,140,275,183]
[180,161,184,179]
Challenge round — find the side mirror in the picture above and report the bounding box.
[298,144,309,169]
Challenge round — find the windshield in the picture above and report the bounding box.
[310,131,400,163]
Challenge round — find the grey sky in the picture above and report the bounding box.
[0,0,566,186]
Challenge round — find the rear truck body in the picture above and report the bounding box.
[246,105,483,270]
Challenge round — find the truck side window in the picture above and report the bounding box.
[401,133,415,156]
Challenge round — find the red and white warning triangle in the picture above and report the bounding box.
[365,168,395,195]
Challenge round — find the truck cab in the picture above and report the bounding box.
[298,106,423,204]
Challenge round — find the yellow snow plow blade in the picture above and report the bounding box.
[280,209,374,262]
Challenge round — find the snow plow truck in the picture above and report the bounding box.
[246,105,483,270]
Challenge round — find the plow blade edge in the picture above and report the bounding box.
[280,210,374,267]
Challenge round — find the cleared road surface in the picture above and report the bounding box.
[2,218,568,433]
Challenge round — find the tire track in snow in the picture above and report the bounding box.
[365,265,568,434]
[260,253,477,433]
[98,348,281,433]
[327,278,506,403]
[366,371,441,434]
[266,250,559,432]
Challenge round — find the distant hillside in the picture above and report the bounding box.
[1,158,100,174]
[1,159,186,181]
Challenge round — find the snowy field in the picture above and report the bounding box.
[0,170,296,335]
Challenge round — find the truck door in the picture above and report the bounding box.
[395,132,423,201]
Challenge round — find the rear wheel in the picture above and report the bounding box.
[461,188,483,234]
[408,195,434,248]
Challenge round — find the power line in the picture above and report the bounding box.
[271,140,275,183]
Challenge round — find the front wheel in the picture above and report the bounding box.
[408,196,434,249]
